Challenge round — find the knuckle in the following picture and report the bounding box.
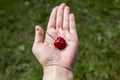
[63,22,68,27]
[56,23,61,28]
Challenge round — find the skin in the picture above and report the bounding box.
[32,3,78,71]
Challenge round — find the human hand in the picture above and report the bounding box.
[32,3,78,71]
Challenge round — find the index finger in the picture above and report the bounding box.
[47,6,58,30]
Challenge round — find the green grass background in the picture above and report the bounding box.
[0,0,120,80]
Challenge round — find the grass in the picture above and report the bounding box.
[0,0,120,80]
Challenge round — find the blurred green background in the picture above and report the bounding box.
[0,0,120,80]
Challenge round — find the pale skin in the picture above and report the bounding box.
[32,3,78,80]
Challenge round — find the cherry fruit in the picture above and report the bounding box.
[54,37,66,49]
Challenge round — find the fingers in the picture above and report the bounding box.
[56,3,66,29]
[69,14,77,36]
[63,6,70,31]
[34,25,44,44]
[47,6,58,29]
[47,3,77,35]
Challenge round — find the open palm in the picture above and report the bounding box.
[32,3,78,70]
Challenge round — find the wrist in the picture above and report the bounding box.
[43,66,74,80]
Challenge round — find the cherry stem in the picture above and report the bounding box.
[46,32,55,40]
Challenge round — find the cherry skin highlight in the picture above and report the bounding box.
[54,37,66,49]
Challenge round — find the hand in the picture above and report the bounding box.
[32,3,78,70]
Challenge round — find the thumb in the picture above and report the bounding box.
[34,25,44,43]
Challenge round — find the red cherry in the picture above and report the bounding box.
[54,37,66,49]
